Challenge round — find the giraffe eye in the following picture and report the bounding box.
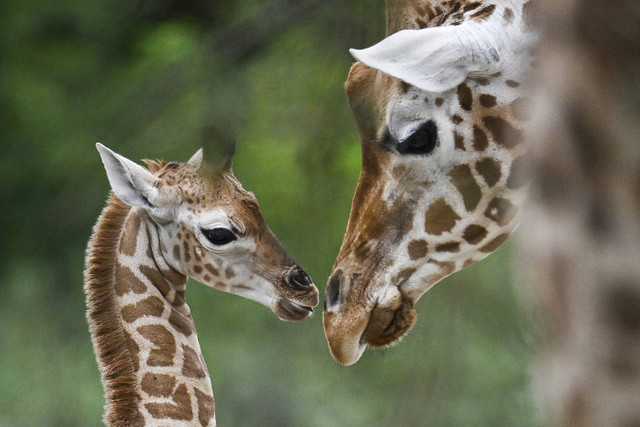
[397,120,438,155]
[201,227,237,246]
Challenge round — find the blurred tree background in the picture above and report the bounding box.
[0,0,539,425]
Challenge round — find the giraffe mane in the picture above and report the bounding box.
[84,195,144,426]
[142,159,166,173]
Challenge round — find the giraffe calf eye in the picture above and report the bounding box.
[397,120,438,155]
[201,227,237,246]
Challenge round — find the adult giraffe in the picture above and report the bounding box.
[323,0,537,365]
[85,142,318,425]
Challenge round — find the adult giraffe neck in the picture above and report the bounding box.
[84,196,215,426]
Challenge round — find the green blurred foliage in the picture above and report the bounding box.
[0,1,539,425]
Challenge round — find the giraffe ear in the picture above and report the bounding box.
[350,19,508,93]
[96,143,165,209]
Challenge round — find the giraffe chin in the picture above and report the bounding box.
[360,298,417,349]
[324,295,417,366]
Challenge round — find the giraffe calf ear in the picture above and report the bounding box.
[96,143,168,211]
[350,17,516,93]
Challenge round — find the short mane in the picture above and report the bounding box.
[84,195,144,426]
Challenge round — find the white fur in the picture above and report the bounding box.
[350,3,535,93]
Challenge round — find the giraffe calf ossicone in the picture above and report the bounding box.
[84,142,318,426]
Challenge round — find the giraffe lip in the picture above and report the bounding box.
[275,298,314,321]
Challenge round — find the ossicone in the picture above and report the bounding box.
[199,125,236,177]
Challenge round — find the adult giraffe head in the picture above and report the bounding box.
[323,0,537,365]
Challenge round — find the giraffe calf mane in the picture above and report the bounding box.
[142,159,166,173]
[84,195,144,426]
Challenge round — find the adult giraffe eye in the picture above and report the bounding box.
[201,227,237,246]
[397,120,438,155]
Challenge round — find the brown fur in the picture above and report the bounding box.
[84,195,145,426]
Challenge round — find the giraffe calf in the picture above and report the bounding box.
[85,143,318,426]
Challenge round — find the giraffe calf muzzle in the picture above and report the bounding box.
[285,266,314,291]
[275,298,314,322]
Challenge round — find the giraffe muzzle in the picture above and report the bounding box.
[285,266,314,291]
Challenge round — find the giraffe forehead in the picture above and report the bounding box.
[158,165,257,212]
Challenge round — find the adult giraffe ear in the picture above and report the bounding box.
[96,143,171,213]
[350,17,509,93]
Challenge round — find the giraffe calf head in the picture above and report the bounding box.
[97,143,318,321]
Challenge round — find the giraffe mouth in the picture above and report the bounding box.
[274,298,314,321]
[323,283,417,365]
[360,296,417,348]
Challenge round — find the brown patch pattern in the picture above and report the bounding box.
[121,296,165,323]
[479,94,497,108]
[503,7,515,23]
[137,324,177,367]
[395,267,416,284]
[475,158,502,187]
[120,214,140,256]
[449,164,482,212]
[140,264,171,298]
[436,242,461,252]
[205,264,220,276]
[454,131,466,150]
[480,233,509,252]
[182,345,207,379]
[115,264,147,296]
[424,198,461,235]
[195,387,215,426]
[161,266,187,288]
[470,4,496,20]
[168,309,194,337]
[457,83,473,111]
[473,125,489,151]
[462,224,488,245]
[408,239,429,260]
[141,373,176,397]
[483,116,522,148]
[145,383,193,421]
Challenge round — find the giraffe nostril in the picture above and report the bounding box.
[286,266,313,291]
[325,270,342,310]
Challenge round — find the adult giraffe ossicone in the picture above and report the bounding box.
[323,0,537,365]
[85,140,318,425]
